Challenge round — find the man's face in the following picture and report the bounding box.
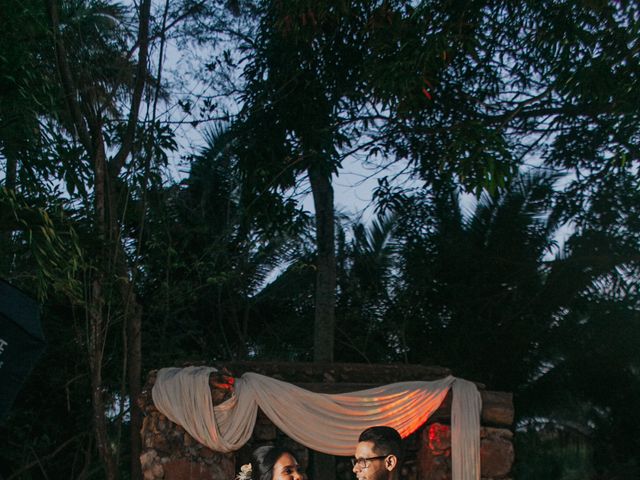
[352,441,393,480]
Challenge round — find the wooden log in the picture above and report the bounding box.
[479,390,515,427]
[212,361,452,383]
[419,390,513,427]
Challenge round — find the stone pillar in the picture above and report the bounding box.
[138,369,237,480]
[417,423,514,480]
[139,410,235,480]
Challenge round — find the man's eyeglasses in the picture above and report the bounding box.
[350,455,388,469]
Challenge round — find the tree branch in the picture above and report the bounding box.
[110,0,152,177]
[483,102,628,124]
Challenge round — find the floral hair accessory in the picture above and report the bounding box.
[236,463,252,480]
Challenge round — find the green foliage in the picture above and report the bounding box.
[139,125,308,364]
[374,170,639,478]
[514,425,595,480]
[0,188,83,301]
[251,257,316,360]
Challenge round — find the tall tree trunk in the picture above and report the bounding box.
[91,137,119,480]
[308,162,337,480]
[127,293,142,479]
[89,275,118,480]
[111,234,143,479]
[1,99,34,191]
[117,256,142,480]
[308,164,336,362]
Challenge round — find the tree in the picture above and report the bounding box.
[1,0,155,476]
[232,0,524,361]
[140,125,306,364]
[251,213,400,363]
[43,1,152,476]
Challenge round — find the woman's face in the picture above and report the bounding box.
[272,452,304,480]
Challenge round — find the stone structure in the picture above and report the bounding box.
[138,362,514,480]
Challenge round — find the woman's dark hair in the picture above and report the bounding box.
[251,445,296,480]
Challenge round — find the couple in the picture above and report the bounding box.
[238,426,402,480]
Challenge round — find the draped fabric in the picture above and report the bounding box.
[152,366,481,480]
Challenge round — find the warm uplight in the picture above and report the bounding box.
[427,423,451,451]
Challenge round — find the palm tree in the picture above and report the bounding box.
[334,213,401,362]
[395,171,563,389]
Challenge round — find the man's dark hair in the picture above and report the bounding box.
[358,426,403,463]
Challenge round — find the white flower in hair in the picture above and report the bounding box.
[236,463,252,480]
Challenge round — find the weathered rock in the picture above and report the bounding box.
[481,426,513,440]
[418,424,452,480]
[480,431,514,477]
[200,447,216,459]
[426,391,514,428]
[426,423,452,452]
[140,449,158,470]
[163,458,231,480]
[480,391,515,427]
[143,469,156,480]
[212,361,451,383]
[140,449,164,480]
[139,397,234,479]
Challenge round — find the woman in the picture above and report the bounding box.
[237,445,306,480]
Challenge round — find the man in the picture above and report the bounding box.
[352,426,403,480]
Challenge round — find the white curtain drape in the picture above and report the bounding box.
[152,366,481,480]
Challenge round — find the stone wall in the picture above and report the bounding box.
[138,362,514,480]
[139,369,236,480]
